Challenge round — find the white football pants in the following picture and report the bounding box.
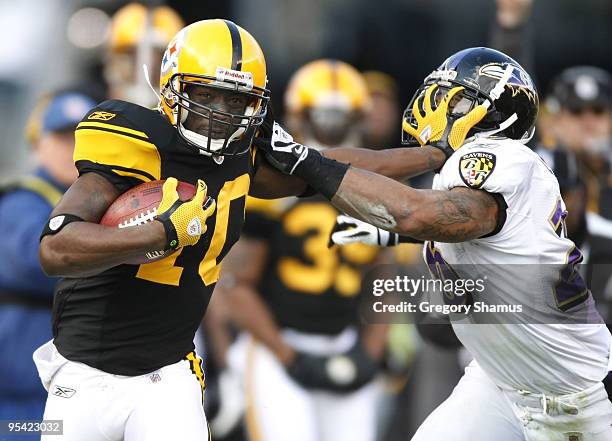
[412,360,612,441]
[227,329,382,441]
[33,340,209,441]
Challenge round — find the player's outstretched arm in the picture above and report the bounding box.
[251,123,498,242]
[332,168,499,242]
[249,146,446,199]
[40,173,168,277]
[249,125,447,199]
[323,145,446,181]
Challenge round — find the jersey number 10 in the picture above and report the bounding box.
[135,174,250,286]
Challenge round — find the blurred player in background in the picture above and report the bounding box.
[361,71,401,149]
[0,91,94,432]
[544,67,612,324]
[105,2,184,106]
[284,59,369,149]
[216,60,389,441]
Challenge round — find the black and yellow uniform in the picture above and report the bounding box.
[53,100,256,375]
[244,196,379,334]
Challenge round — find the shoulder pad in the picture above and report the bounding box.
[74,101,170,182]
[80,100,175,146]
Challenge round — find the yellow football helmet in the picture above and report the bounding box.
[109,3,184,52]
[284,59,369,148]
[159,19,270,156]
[106,3,184,106]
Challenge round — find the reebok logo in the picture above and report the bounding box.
[52,385,76,398]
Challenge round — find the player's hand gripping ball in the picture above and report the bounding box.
[100,178,215,264]
[155,178,216,250]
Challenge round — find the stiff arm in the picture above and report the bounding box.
[332,167,499,242]
[249,146,446,199]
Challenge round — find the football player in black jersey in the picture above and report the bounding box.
[36,19,448,441]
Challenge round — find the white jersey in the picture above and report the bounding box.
[426,137,611,394]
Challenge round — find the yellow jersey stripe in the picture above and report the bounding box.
[77,121,148,139]
[74,129,161,181]
[186,352,206,404]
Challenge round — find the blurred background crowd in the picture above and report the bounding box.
[0,0,610,440]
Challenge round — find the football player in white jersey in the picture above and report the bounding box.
[253,47,612,440]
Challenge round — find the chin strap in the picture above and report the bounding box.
[469,65,537,144]
[472,112,518,140]
[179,125,220,157]
[142,64,161,103]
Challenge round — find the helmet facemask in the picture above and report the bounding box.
[164,72,270,156]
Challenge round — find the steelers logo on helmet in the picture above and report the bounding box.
[459,151,496,189]
[160,30,185,77]
[402,47,539,148]
[159,19,270,157]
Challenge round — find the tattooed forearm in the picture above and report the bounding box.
[332,168,415,230]
[333,189,401,230]
[330,168,498,243]
[414,188,498,242]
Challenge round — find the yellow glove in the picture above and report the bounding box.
[402,84,488,158]
[155,178,216,249]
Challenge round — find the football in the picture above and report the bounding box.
[100,179,197,265]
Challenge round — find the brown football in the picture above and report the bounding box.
[100,179,197,265]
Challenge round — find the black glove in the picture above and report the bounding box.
[252,121,349,200]
[286,343,379,393]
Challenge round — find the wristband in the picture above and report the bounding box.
[294,150,350,200]
[40,214,84,241]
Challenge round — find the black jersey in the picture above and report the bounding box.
[52,100,257,375]
[243,196,379,335]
